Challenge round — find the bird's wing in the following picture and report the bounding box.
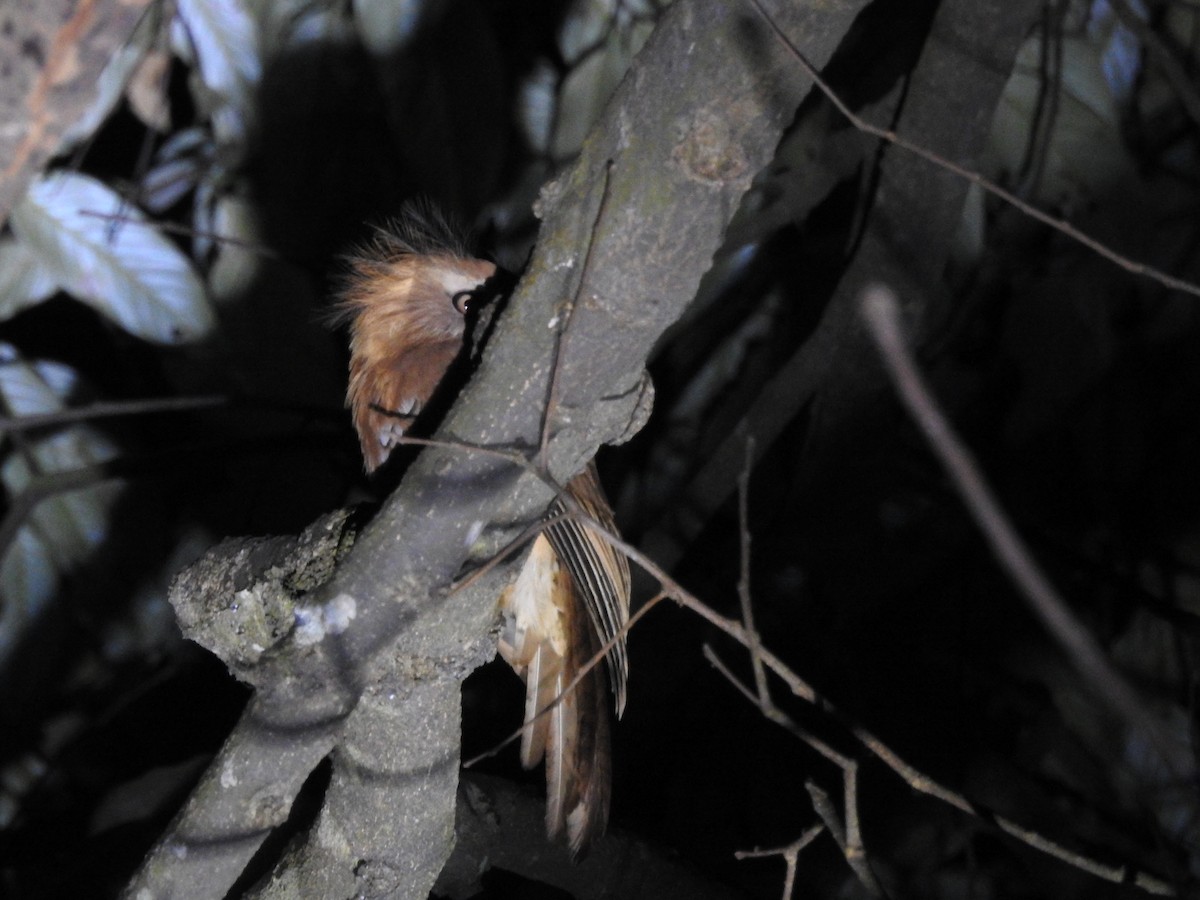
[544,464,631,715]
[347,338,460,471]
[497,533,612,856]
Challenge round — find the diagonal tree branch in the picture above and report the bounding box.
[127,2,873,897]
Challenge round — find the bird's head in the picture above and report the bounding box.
[336,208,498,472]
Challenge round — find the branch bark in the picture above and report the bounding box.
[126,1,872,896]
[641,0,1043,569]
[0,0,154,224]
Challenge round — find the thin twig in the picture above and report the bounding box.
[445,510,571,596]
[539,159,617,468]
[705,644,883,896]
[859,283,1190,780]
[703,645,849,766]
[710,634,1176,895]
[406,425,1176,895]
[0,395,226,434]
[79,210,281,258]
[398,432,738,647]
[1016,0,1065,196]
[736,435,770,705]
[0,462,124,571]
[805,781,846,854]
[742,0,1200,300]
[806,779,883,895]
[735,825,825,900]
[462,591,668,767]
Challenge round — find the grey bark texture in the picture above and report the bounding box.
[127,1,872,897]
[642,0,1044,569]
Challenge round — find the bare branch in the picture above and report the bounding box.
[128,2,862,894]
[735,825,825,900]
[859,283,1190,779]
[706,620,1177,895]
[736,436,770,705]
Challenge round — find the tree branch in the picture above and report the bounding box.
[126,1,869,896]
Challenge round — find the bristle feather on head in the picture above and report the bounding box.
[369,199,472,260]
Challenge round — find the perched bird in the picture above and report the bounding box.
[336,207,630,857]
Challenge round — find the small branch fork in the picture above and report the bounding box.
[702,429,1178,898]
[734,825,825,900]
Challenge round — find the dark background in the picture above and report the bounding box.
[1,0,1198,897]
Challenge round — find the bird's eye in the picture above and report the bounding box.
[451,291,473,314]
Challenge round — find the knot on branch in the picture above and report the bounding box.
[673,105,752,185]
[168,508,359,681]
[608,370,656,446]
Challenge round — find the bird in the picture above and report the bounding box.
[335,205,630,858]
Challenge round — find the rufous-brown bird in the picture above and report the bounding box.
[337,207,630,858]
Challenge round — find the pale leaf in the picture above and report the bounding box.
[10,172,214,344]
[173,0,261,145]
[0,238,59,319]
[0,347,122,668]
